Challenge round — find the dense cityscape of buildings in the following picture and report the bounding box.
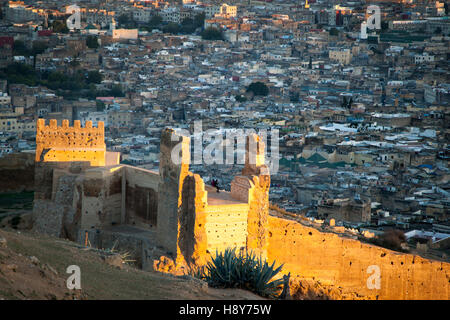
[0,0,449,259]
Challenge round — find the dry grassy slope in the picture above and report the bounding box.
[0,229,263,300]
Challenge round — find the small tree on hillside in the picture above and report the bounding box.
[201,27,224,40]
[329,28,339,36]
[247,81,269,97]
[376,230,407,251]
[86,35,99,49]
[148,15,163,29]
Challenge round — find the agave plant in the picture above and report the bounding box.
[187,265,206,280]
[200,247,284,298]
[204,248,236,287]
[253,256,284,298]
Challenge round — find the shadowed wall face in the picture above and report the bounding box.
[126,184,158,228]
[0,153,35,192]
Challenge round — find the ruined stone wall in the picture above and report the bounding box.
[32,161,90,240]
[179,173,208,266]
[319,201,371,223]
[28,122,450,299]
[35,119,105,166]
[267,215,450,300]
[205,203,248,254]
[231,134,270,258]
[156,129,191,262]
[78,168,123,230]
[246,173,270,258]
[124,166,159,229]
[0,152,35,192]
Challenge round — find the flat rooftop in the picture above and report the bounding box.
[205,185,247,206]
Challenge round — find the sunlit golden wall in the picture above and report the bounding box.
[267,216,450,300]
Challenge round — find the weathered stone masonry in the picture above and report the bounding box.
[31,119,450,299]
[267,216,450,299]
[35,119,106,166]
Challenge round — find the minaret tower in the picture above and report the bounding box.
[109,17,116,32]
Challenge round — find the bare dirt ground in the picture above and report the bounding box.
[0,229,264,300]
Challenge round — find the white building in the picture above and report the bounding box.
[329,48,352,65]
[161,7,181,23]
[205,4,237,19]
[133,8,153,24]
[0,93,11,106]
[80,111,108,128]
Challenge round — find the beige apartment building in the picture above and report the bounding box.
[329,48,352,65]
[205,4,237,19]
[0,107,36,133]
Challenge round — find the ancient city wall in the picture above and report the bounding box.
[157,129,191,262]
[205,203,249,254]
[29,121,450,300]
[267,215,450,300]
[178,173,208,266]
[124,166,159,228]
[32,161,90,239]
[77,167,123,230]
[35,119,105,166]
[0,152,35,192]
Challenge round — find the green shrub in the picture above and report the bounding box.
[10,216,21,229]
[246,81,269,96]
[192,248,284,298]
[201,27,224,40]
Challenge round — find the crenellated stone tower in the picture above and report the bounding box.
[35,119,106,166]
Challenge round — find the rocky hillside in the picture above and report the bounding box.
[0,229,263,300]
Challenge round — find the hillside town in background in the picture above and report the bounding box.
[0,0,449,261]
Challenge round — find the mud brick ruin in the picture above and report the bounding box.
[35,119,107,166]
[32,119,450,300]
[32,120,271,269]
